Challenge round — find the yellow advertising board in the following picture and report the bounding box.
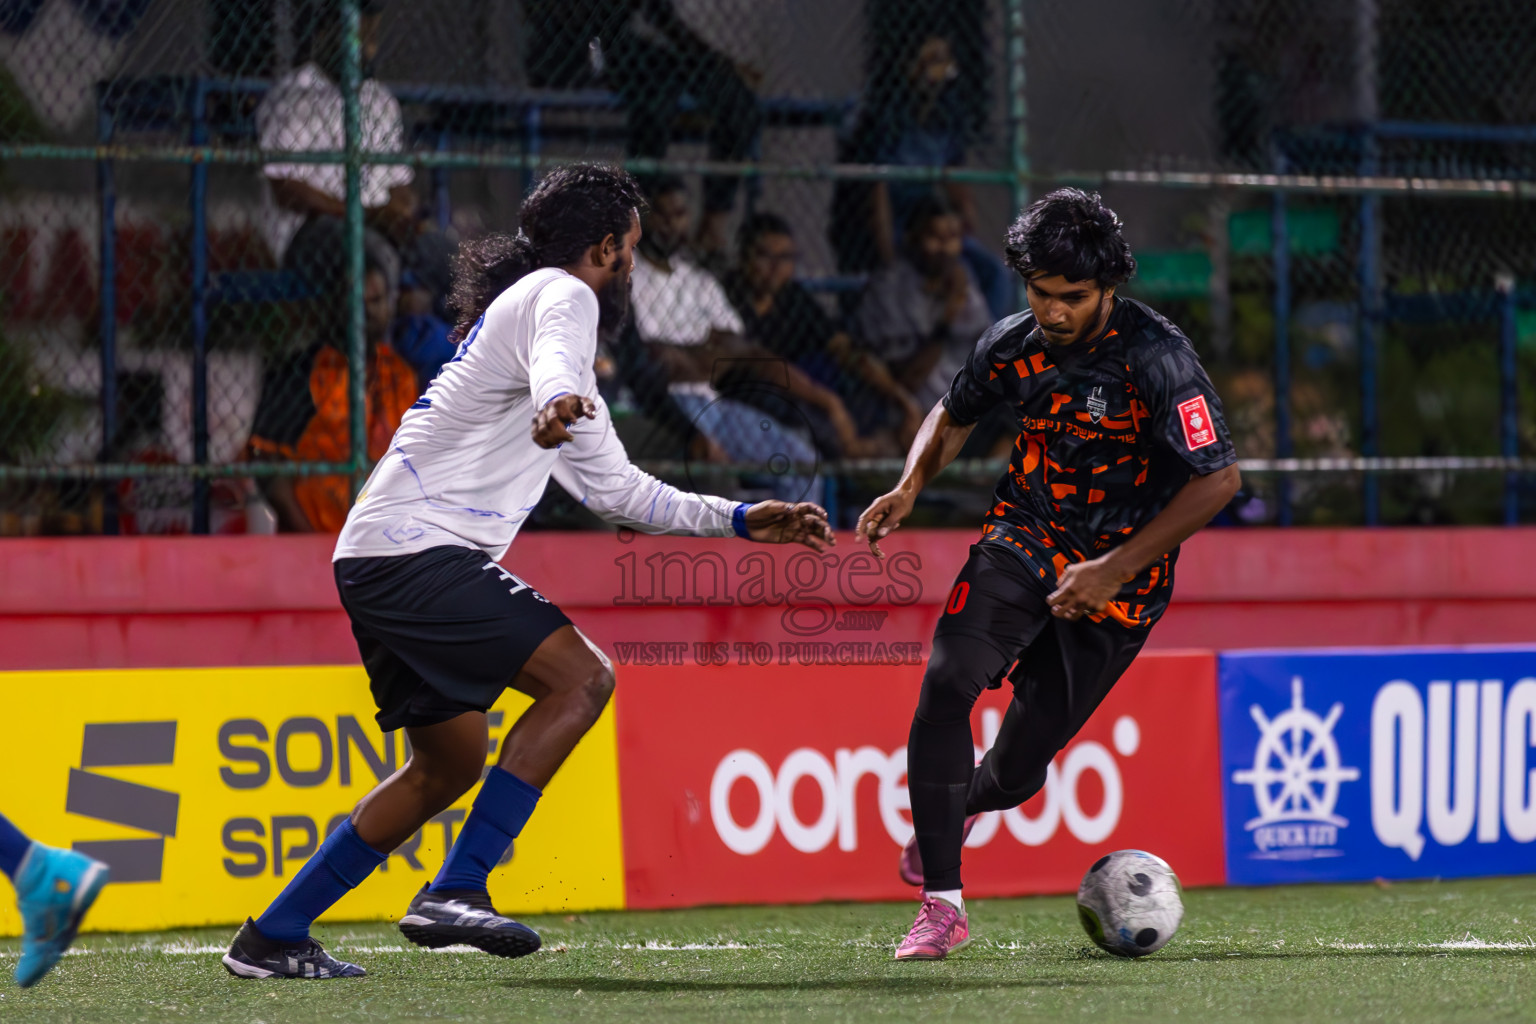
[0,667,626,935]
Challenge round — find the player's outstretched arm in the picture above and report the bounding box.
[1047,463,1242,621]
[855,401,976,559]
[741,500,834,552]
[546,393,835,547]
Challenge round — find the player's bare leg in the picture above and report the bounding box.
[226,714,491,979]
[361,625,612,858]
[497,625,615,787]
[399,625,614,957]
[350,713,491,852]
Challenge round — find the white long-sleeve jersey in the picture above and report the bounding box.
[334,267,743,563]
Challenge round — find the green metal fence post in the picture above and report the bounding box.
[1007,0,1029,311]
[342,0,367,498]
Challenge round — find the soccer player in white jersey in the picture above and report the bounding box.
[223,164,833,980]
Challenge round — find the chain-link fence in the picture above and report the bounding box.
[0,0,1532,536]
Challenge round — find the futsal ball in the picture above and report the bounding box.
[1075,849,1184,957]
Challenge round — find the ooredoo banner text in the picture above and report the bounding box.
[615,654,1227,908]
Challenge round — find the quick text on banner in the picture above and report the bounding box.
[1371,677,1536,860]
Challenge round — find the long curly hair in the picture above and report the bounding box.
[446,163,646,338]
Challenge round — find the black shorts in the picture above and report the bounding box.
[334,545,573,731]
[933,541,1152,700]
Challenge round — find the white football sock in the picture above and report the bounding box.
[926,889,964,912]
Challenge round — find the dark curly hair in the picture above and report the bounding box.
[1004,188,1136,289]
[447,163,646,337]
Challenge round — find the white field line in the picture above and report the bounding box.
[605,941,768,951]
[1317,938,1536,952]
[7,935,1533,958]
[344,940,773,953]
[138,942,229,955]
[0,938,777,958]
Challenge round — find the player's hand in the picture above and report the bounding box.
[532,394,597,448]
[1048,556,1134,621]
[743,501,835,552]
[855,487,916,560]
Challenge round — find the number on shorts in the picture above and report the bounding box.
[946,582,970,615]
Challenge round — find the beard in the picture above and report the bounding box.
[597,265,632,334]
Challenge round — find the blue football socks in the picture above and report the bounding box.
[0,813,33,881]
[255,819,386,943]
[430,767,541,894]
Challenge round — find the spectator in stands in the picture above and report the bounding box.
[857,194,992,413]
[247,257,417,533]
[831,31,1012,319]
[329,243,454,391]
[628,177,869,495]
[256,0,451,342]
[389,308,456,392]
[522,0,762,259]
[724,212,925,454]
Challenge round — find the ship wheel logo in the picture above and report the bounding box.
[1233,677,1360,830]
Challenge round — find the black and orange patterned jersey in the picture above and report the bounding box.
[941,297,1236,629]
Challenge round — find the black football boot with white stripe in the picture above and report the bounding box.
[398,886,542,958]
[221,918,366,979]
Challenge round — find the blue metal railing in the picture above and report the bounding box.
[1269,120,1534,525]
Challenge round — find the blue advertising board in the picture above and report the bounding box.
[1219,647,1536,885]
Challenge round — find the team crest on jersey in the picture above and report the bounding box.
[1178,395,1216,450]
[1086,386,1107,424]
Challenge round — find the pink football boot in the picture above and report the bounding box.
[894,894,971,961]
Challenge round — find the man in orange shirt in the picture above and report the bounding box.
[249,260,419,532]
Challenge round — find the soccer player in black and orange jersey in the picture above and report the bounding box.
[856,189,1241,960]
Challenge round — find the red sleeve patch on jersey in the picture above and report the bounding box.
[1177,395,1217,450]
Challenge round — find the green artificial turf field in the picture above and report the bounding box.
[2,877,1533,1023]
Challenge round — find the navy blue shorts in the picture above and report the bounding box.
[334,545,573,731]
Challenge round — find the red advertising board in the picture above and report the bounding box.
[12,531,1536,670]
[616,651,1225,909]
